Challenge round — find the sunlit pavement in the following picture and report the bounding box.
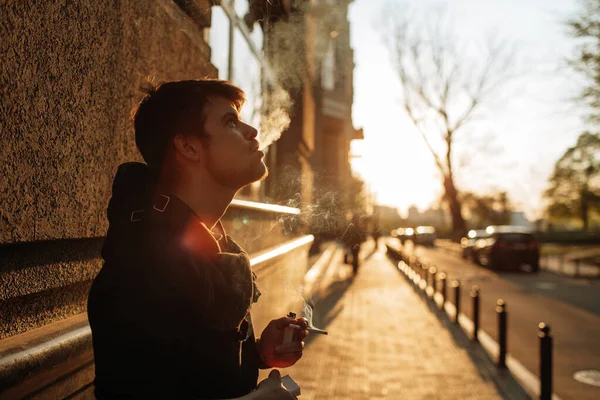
[264,241,527,399]
[397,240,600,400]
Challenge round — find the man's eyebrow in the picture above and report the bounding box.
[221,111,240,123]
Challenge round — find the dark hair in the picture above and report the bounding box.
[132,79,246,175]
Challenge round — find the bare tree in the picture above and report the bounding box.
[382,9,516,236]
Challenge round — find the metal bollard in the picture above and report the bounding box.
[471,286,480,342]
[496,299,507,368]
[452,281,460,323]
[421,264,429,290]
[429,267,437,288]
[429,267,437,297]
[539,323,553,400]
[409,256,417,270]
[439,273,447,309]
[414,261,421,282]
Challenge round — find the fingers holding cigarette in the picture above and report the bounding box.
[289,323,328,335]
[274,340,304,355]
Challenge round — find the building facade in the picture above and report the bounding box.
[225,0,363,237]
[311,0,363,237]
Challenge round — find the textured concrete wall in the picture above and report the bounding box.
[0,0,215,244]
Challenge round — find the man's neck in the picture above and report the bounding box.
[158,173,237,230]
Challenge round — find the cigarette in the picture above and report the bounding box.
[289,323,328,335]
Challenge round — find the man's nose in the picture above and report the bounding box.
[244,123,258,140]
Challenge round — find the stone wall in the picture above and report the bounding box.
[1,0,215,244]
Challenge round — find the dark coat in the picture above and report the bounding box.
[342,220,365,249]
[88,163,263,399]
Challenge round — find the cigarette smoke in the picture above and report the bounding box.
[258,86,292,150]
[302,301,314,327]
[256,1,350,150]
[244,4,358,331]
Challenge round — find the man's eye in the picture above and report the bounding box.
[228,119,238,127]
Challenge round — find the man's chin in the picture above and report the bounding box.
[236,163,268,190]
[248,164,269,186]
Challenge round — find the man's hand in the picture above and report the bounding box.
[258,316,309,368]
[251,370,297,399]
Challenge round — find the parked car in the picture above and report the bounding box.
[473,225,540,272]
[393,227,414,245]
[414,226,436,247]
[460,229,490,260]
[402,227,414,244]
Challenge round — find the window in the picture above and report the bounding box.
[321,38,335,90]
[209,6,230,79]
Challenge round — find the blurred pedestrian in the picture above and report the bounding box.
[87,79,307,399]
[372,218,381,247]
[342,214,365,274]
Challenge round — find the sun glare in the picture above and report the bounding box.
[350,133,440,215]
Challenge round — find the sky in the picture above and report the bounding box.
[348,0,590,220]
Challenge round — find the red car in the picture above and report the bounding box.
[474,226,540,273]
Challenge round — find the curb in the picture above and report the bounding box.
[540,256,600,279]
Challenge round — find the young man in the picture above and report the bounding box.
[88,79,308,399]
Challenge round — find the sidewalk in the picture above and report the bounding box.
[271,242,528,399]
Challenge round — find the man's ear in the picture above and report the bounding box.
[172,133,201,161]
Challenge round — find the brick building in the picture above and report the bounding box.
[241,0,363,237]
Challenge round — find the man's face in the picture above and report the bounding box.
[200,97,268,189]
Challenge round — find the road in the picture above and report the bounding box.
[391,240,600,400]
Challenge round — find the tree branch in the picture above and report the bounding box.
[404,101,447,175]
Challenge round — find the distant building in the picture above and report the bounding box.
[406,205,451,231]
[374,205,403,233]
[509,211,532,228]
[407,206,420,222]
